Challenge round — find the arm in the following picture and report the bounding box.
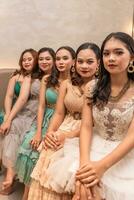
[79,97,93,166]
[4,75,17,121]
[77,108,134,188]
[47,80,67,132]
[30,76,47,149]
[0,76,31,135]
[100,116,134,170]
[44,80,67,149]
[6,76,31,122]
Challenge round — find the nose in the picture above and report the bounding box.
[25,59,29,64]
[109,53,115,62]
[58,59,64,64]
[42,59,47,64]
[81,62,88,69]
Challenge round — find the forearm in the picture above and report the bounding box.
[80,127,92,166]
[7,97,27,121]
[36,106,45,135]
[101,134,134,171]
[4,96,13,116]
[47,112,64,132]
[64,128,80,138]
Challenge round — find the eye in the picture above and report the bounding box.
[39,58,43,61]
[87,60,94,65]
[77,59,83,64]
[103,52,109,56]
[28,57,32,61]
[115,51,124,55]
[56,57,60,61]
[63,56,69,60]
[46,58,51,61]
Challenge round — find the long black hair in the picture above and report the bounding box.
[37,47,60,88]
[92,32,134,106]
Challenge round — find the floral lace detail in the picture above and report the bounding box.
[93,97,134,141]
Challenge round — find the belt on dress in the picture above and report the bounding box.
[66,111,81,120]
[47,103,56,109]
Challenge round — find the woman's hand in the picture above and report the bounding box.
[43,130,66,150]
[30,132,42,150]
[54,130,66,149]
[72,180,96,200]
[0,119,11,135]
[44,131,59,150]
[76,161,106,188]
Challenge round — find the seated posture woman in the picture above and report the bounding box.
[0,64,27,172]
[16,46,76,200]
[28,42,100,200]
[74,32,134,200]
[0,48,40,195]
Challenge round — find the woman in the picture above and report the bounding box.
[16,46,75,200]
[75,32,134,200]
[28,42,100,200]
[0,48,40,195]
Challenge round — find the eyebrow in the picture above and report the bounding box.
[77,57,95,60]
[104,48,124,51]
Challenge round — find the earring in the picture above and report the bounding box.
[127,61,134,73]
[71,66,75,73]
[95,67,99,77]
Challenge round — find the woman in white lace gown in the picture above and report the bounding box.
[74,32,134,200]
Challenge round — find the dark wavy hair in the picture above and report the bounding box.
[37,47,59,88]
[56,46,76,60]
[92,32,134,106]
[13,48,38,78]
[71,42,101,86]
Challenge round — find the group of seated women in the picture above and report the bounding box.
[0,31,134,200]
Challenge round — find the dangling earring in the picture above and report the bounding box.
[127,61,134,73]
[71,66,75,73]
[95,67,99,77]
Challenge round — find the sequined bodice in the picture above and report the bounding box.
[86,80,134,141]
[93,98,134,141]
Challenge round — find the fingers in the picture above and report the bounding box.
[77,164,93,174]
[44,135,58,149]
[74,181,81,200]
[76,170,96,180]
[80,175,97,184]
[84,185,93,200]
[86,178,99,188]
[30,140,40,150]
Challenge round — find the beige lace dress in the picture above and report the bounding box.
[28,80,84,200]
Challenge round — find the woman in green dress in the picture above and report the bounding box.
[16,46,75,200]
[0,48,39,194]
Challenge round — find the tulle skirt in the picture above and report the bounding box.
[34,134,134,200]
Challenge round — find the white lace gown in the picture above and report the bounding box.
[37,81,134,200]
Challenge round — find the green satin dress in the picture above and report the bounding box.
[0,81,21,124]
[16,88,58,185]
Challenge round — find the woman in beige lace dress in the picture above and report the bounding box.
[28,42,100,200]
[74,32,134,200]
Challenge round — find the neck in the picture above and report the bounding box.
[110,73,128,87]
[59,71,70,81]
